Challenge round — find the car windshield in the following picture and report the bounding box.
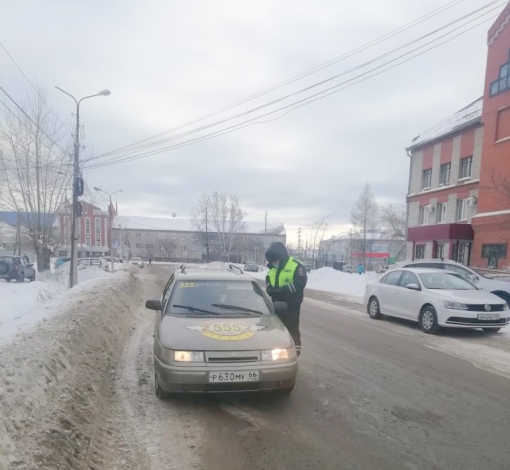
[131,257,141,261]
[167,280,272,316]
[419,272,477,290]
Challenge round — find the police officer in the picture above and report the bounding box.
[265,242,307,356]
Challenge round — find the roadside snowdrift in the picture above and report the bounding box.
[0,269,140,470]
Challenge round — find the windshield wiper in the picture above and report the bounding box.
[210,304,265,315]
[172,304,221,315]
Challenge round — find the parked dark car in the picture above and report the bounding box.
[0,255,36,282]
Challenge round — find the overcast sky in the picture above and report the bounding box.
[1,0,504,243]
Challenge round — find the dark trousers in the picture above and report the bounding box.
[276,303,302,352]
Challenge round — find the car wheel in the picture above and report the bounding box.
[16,272,24,283]
[482,327,502,333]
[419,306,439,334]
[367,297,382,320]
[154,371,171,399]
[278,383,295,395]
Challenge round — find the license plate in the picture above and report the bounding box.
[209,371,259,383]
[478,314,500,321]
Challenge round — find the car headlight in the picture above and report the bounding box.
[261,348,291,362]
[173,351,205,362]
[444,301,469,310]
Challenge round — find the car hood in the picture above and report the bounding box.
[479,277,510,292]
[428,289,506,304]
[158,314,293,350]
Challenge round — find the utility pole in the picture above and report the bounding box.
[55,87,111,288]
[297,227,302,259]
[205,201,210,263]
[264,212,268,235]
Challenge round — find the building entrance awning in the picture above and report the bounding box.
[407,224,474,243]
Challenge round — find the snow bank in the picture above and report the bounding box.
[0,264,126,347]
[0,269,140,469]
[251,266,375,304]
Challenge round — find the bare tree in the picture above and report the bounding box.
[487,173,510,204]
[308,215,331,268]
[0,87,72,271]
[192,192,247,261]
[351,182,379,270]
[191,194,211,261]
[380,202,407,239]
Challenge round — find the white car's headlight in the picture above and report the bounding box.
[444,301,469,310]
[173,351,205,362]
[261,348,291,362]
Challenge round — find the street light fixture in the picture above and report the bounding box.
[55,86,111,288]
[94,187,123,273]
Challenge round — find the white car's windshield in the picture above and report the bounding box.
[419,272,476,290]
[168,280,272,316]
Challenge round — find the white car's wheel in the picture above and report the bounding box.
[367,297,382,320]
[419,306,439,334]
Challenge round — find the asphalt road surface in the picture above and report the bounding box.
[104,266,510,470]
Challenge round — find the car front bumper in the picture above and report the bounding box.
[154,356,298,393]
[438,308,510,328]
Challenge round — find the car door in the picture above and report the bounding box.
[395,271,422,320]
[376,270,404,316]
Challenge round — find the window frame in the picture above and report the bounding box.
[439,162,451,186]
[459,156,473,180]
[415,245,425,259]
[437,202,447,223]
[421,168,432,190]
[455,198,468,221]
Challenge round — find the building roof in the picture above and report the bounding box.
[488,2,510,45]
[113,216,286,236]
[408,97,483,150]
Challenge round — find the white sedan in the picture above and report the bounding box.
[364,268,510,334]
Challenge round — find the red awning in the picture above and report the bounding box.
[407,223,474,242]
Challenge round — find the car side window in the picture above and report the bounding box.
[444,264,474,279]
[91,259,101,266]
[399,271,420,287]
[381,271,403,286]
[161,274,175,309]
[406,262,444,269]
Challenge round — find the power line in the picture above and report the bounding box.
[84,7,501,170]
[90,0,469,160]
[84,0,504,166]
[0,85,69,153]
[0,40,72,135]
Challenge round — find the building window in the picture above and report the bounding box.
[455,198,468,221]
[135,232,141,238]
[95,217,101,246]
[482,243,507,269]
[181,246,186,251]
[136,243,141,249]
[181,234,186,240]
[191,233,199,241]
[419,206,428,225]
[415,245,425,259]
[439,163,451,185]
[436,243,445,259]
[146,244,154,249]
[490,53,510,97]
[171,234,177,240]
[147,232,153,239]
[158,233,165,239]
[437,202,447,223]
[421,169,432,190]
[245,236,251,242]
[459,156,472,179]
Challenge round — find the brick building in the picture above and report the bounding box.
[406,98,483,264]
[471,4,510,270]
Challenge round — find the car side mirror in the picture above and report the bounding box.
[467,274,479,283]
[406,283,421,291]
[145,300,162,311]
[273,301,288,312]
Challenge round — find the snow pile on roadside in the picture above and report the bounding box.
[0,269,140,469]
[251,266,372,303]
[0,265,128,347]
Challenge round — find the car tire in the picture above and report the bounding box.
[482,327,502,333]
[419,306,440,334]
[367,297,382,320]
[16,272,24,283]
[154,371,171,399]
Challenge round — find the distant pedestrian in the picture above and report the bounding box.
[148,254,153,266]
[22,254,29,264]
[357,263,364,275]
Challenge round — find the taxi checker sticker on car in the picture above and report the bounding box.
[186,320,266,341]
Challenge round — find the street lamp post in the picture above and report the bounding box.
[55,86,111,288]
[94,187,122,273]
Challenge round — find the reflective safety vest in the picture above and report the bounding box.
[267,257,300,288]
